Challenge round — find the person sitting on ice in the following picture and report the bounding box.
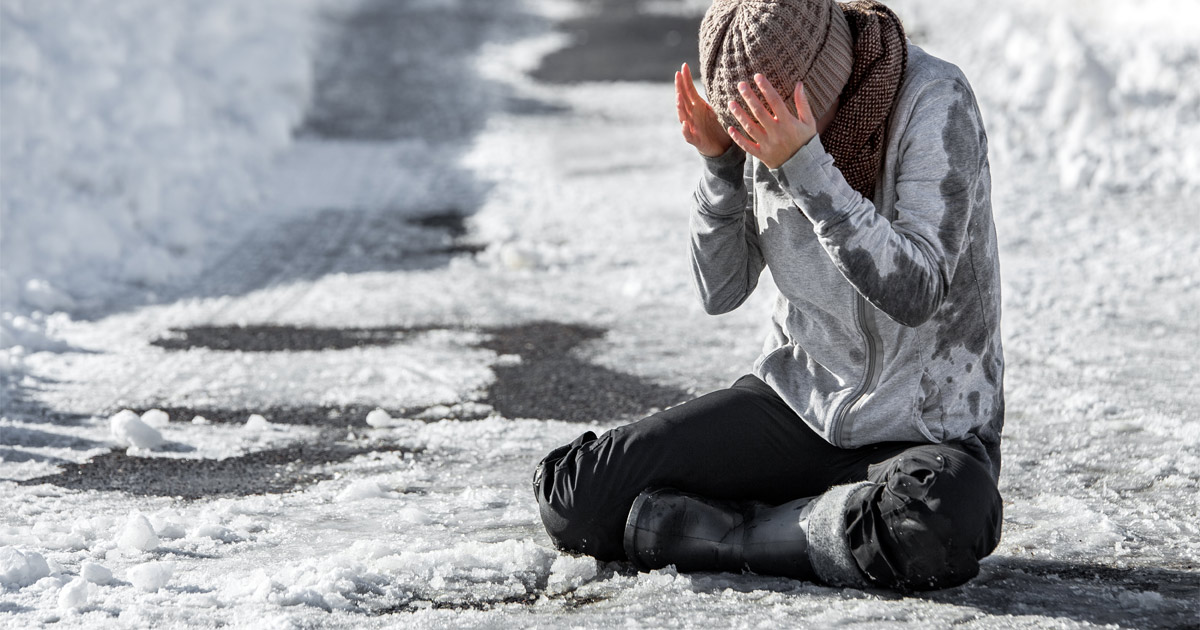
[533,0,1004,591]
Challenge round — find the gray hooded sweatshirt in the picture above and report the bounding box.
[690,44,1004,476]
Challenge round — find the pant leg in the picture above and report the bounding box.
[843,443,1003,591]
[532,375,912,561]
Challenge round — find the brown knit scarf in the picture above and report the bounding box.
[821,1,907,201]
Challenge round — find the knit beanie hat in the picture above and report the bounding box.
[699,0,854,133]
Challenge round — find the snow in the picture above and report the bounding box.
[244,414,272,432]
[80,562,113,585]
[1,0,1197,627]
[0,0,320,316]
[140,409,170,429]
[115,513,159,552]
[108,410,165,450]
[0,547,50,587]
[57,576,89,611]
[364,408,394,428]
[127,561,174,592]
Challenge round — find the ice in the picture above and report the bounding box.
[108,409,165,450]
[80,562,112,585]
[115,513,159,552]
[0,547,51,588]
[57,576,89,611]
[127,561,174,592]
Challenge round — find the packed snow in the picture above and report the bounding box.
[1,0,1197,628]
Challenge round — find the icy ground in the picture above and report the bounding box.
[2,0,1199,627]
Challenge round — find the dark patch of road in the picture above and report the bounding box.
[20,441,419,499]
[151,321,688,424]
[300,0,554,141]
[43,319,688,499]
[409,210,487,255]
[151,326,423,353]
[531,1,702,83]
[478,322,686,422]
[915,557,1200,630]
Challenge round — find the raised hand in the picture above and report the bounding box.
[727,74,817,169]
[675,62,732,158]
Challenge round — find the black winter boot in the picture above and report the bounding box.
[623,487,819,580]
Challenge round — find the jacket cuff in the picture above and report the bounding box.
[695,144,747,216]
[768,134,852,227]
[807,481,873,589]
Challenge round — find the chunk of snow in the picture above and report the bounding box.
[140,408,170,428]
[80,562,112,585]
[245,414,271,431]
[127,561,174,592]
[494,353,522,367]
[365,408,393,428]
[194,524,241,543]
[191,415,210,425]
[116,513,159,552]
[395,507,432,525]
[418,405,453,420]
[109,409,164,449]
[337,480,387,501]
[497,242,540,270]
[546,555,599,594]
[150,512,187,540]
[57,577,89,611]
[0,547,51,587]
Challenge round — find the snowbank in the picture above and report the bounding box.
[0,0,321,318]
[895,0,1200,196]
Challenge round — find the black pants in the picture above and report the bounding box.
[533,375,1003,590]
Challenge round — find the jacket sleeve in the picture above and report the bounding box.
[688,144,766,315]
[768,78,988,327]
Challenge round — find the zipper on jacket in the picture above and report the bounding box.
[831,294,882,447]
